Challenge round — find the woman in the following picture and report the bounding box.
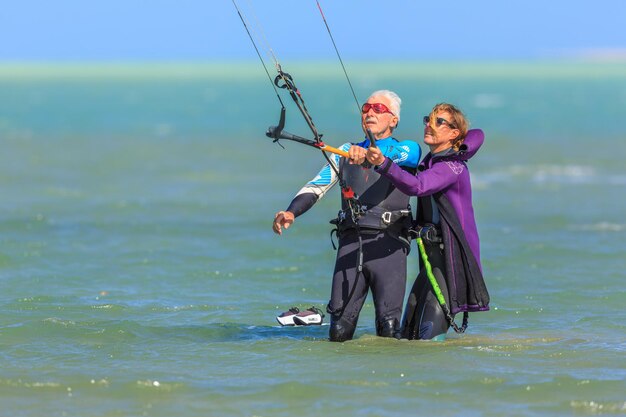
[365,103,490,340]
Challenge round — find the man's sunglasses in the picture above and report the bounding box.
[423,115,457,129]
[361,102,394,115]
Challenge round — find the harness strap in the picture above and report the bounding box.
[333,206,411,231]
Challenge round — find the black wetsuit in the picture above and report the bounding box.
[284,137,420,341]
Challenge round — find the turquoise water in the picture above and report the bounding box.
[1,62,625,416]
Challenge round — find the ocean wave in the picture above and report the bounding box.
[136,379,183,392]
[474,164,626,187]
[570,400,626,414]
[0,379,62,389]
[570,222,626,232]
[43,317,77,327]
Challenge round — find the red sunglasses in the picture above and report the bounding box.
[361,102,394,115]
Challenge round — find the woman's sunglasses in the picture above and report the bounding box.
[423,116,456,129]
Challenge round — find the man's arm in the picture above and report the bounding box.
[272,143,350,235]
[349,139,421,168]
[379,140,421,169]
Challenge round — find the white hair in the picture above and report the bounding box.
[367,89,401,121]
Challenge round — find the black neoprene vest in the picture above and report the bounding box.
[332,159,415,242]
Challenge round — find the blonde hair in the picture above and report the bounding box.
[429,103,469,151]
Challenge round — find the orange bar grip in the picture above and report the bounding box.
[319,144,349,158]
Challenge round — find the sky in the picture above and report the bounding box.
[1,0,626,62]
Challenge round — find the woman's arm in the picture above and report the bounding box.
[376,158,461,197]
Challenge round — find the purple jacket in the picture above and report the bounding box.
[376,129,484,270]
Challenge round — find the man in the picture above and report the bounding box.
[272,90,421,342]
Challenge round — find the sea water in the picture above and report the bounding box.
[1,62,625,417]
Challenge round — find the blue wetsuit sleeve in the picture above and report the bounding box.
[379,140,421,168]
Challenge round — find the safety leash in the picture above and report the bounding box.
[416,237,468,333]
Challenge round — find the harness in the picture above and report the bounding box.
[331,206,412,244]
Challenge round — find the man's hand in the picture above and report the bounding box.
[272,211,295,235]
[366,147,385,166]
[348,145,367,165]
